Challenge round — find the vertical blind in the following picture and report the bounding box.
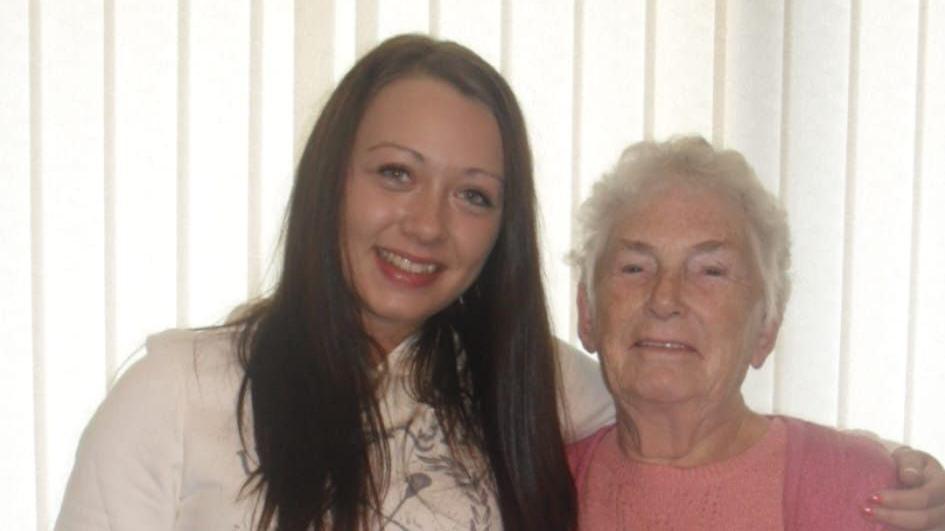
[1,1,943,529]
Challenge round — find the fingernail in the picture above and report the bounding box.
[867,494,882,505]
[903,466,921,478]
[862,506,875,519]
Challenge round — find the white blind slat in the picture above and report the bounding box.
[294,0,336,163]
[332,1,356,84]
[257,0,294,296]
[112,0,178,375]
[577,0,647,201]
[844,0,920,441]
[376,0,429,42]
[355,0,378,58]
[652,0,715,140]
[774,0,852,426]
[505,0,576,338]
[435,0,502,70]
[907,0,945,457]
[0,0,38,528]
[185,1,251,327]
[39,1,108,524]
[722,1,784,194]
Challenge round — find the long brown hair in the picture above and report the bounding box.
[234,34,574,530]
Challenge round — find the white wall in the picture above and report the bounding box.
[2,1,943,528]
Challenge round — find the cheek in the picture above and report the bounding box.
[597,285,644,329]
[587,306,635,362]
[599,347,637,398]
[704,306,764,372]
[712,296,762,334]
[693,284,753,325]
[344,188,396,243]
[456,216,502,267]
[340,181,365,239]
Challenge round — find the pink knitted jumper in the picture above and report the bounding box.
[568,416,894,530]
[571,417,786,530]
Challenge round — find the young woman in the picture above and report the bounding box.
[57,34,584,531]
[56,35,945,531]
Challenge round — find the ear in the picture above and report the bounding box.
[577,282,599,353]
[750,316,781,369]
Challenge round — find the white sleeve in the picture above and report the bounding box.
[55,331,188,531]
[554,336,616,442]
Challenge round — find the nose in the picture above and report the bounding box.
[647,269,685,319]
[402,189,447,245]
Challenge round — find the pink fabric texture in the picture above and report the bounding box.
[568,416,895,530]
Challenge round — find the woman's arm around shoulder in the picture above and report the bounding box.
[841,428,945,530]
[871,447,945,530]
[54,329,198,531]
[553,337,615,442]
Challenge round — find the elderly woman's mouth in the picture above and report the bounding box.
[634,339,696,352]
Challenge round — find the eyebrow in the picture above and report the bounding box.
[367,141,424,161]
[366,141,504,182]
[617,239,733,255]
[691,240,731,254]
[617,240,655,254]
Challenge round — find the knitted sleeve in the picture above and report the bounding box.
[782,417,897,530]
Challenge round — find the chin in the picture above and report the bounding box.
[628,379,697,405]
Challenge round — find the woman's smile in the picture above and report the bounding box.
[375,247,442,286]
[633,339,699,354]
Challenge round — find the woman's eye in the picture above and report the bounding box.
[458,189,495,209]
[620,264,644,274]
[378,164,410,183]
[703,266,726,277]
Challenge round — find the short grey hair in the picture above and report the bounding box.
[569,135,791,327]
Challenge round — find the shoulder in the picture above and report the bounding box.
[93,328,239,430]
[56,327,247,530]
[780,416,895,530]
[566,424,615,489]
[100,327,243,418]
[142,326,241,376]
[81,325,243,454]
[784,417,895,478]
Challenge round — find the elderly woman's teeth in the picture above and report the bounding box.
[379,249,437,274]
[638,340,689,350]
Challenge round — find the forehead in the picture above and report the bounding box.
[353,76,502,166]
[608,179,752,255]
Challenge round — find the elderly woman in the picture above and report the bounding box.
[568,136,898,530]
